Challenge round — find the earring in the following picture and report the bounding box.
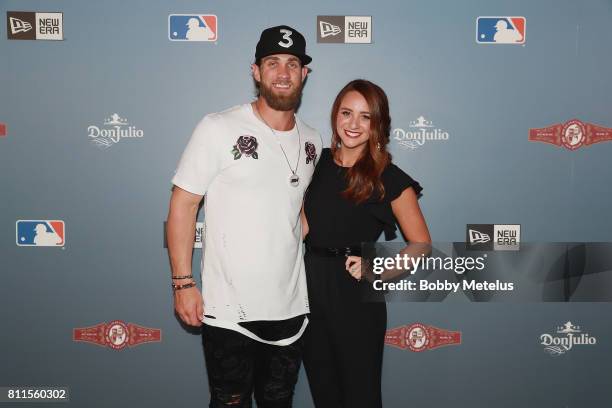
[376,142,381,150]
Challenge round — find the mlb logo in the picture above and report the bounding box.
[16,220,65,246]
[168,14,217,41]
[476,17,525,44]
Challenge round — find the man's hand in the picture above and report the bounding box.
[174,286,204,327]
[167,186,205,327]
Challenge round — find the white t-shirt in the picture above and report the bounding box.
[172,103,322,344]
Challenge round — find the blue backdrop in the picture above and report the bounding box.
[2,0,612,407]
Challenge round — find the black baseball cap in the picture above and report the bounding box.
[255,25,312,65]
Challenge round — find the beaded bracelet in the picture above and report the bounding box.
[171,275,193,280]
[172,281,196,291]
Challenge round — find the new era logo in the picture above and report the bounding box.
[9,17,32,34]
[317,16,372,43]
[319,21,341,38]
[6,12,63,40]
[466,224,520,250]
[468,229,490,244]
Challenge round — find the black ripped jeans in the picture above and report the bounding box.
[202,324,303,408]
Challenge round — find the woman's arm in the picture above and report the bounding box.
[347,187,432,281]
[361,187,432,282]
[391,188,431,244]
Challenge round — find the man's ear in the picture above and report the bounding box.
[251,63,261,82]
[301,66,308,83]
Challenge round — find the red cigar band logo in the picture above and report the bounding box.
[385,323,461,352]
[529,119,612,150]
[73,320,161,350]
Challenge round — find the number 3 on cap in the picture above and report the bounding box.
[278,29,293,48]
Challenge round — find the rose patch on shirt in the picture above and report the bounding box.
[305,141,317,165]
[232,135,259,160]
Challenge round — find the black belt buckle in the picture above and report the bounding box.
[305,244,361,258]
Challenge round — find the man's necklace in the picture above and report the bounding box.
[254,104,301,187]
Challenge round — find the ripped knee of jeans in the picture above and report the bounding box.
[214,390,247,406]
[260,385,292,404]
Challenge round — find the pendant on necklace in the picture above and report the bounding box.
[289,174,300,187]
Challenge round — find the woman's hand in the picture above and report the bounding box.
[345,256,363,281]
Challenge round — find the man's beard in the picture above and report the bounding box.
[258,80,303,111]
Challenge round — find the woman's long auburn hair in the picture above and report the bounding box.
[331,79,392,204]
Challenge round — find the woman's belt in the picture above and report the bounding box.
[305,244,362,257]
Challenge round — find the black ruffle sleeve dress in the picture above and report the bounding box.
[302,148,422,408]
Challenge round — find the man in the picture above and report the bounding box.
[167,25,321,407]
[493,19,523,43]
[186,17,215,41]
[33,223,61,246]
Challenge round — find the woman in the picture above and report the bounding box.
[301,79,431,408]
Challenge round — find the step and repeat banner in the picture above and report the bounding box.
[2,0,612,407]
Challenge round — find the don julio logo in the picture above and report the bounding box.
[317,16,372,43]
[87,113,144,150]
[540,321,596,356]
[393,116,449,150]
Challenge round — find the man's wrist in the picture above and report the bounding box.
[171,274,193,280]
[172,281,197,291]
